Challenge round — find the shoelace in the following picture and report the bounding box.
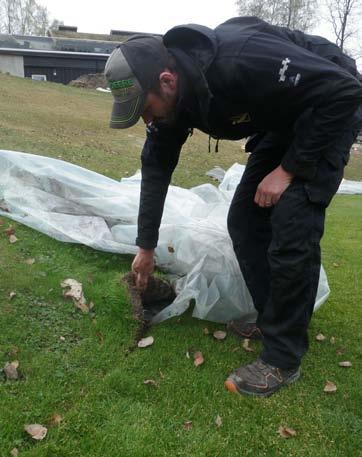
[236,358,272,378]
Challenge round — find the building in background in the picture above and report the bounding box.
[0,26,159,84]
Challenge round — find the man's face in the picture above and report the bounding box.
[141,71,178,125]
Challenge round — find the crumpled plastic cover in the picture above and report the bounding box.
[207,163,362,195]
[0,150,343,324]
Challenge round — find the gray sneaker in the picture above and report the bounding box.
[225,358,301,397]
[226,319,263,341]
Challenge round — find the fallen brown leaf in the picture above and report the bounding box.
[213,330,227,340]
[324,381,337,393]
[278,426,297,438]
[167,246,175,253]
[316,333,326,341]
[60,278,91,313]
[9,234,18,244]
[231,347,240,353]
[96,331,105,344]
[9,291,16,300]
[183,421,193,430]
[143,379,158,387]
[3,361,20,380]
[5,226,15,236]
[242,338,255,352]
[48,413,63,427]
[336,347,346,355]
[24,258,35,265]
[193,351,204,367]
[332,262,340,267]
[24,424,47,440]
[10,448,19,457]
[215,415,222,428]
[8,346,19,357]
[159,369,165,379]
[338,361,352,368]
[203,327,209,335]
[137,336,154,348]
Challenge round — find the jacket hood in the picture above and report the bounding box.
[163,24,218,130]
[163,24,218,73]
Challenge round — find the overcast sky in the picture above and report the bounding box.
[38,0,237,35]
[38,0,360,68]
[39,0,333,37]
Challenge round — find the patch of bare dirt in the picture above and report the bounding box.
[122,272,176,353]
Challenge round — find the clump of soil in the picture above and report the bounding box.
[68,73,108,89]
[122,272,176,352]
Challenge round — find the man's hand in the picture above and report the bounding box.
[254,165,294,208]
[132,248,155,291]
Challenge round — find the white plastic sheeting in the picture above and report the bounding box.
[96,87,111,93]
[0,150,333,324]
[207,163,362,195]
[338,179,362,194]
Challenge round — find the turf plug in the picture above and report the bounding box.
[122,272,175,352]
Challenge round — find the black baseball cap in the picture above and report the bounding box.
[104,35,169,129]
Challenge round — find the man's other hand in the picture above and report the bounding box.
[254,165,294,208]
[132,248,155,291]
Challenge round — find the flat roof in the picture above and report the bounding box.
[50,29,161,41]
[0,47,109,59]
[49,30,127,42]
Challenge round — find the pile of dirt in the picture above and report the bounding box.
[68,73,108,89]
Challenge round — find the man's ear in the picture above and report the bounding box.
[159,71,178,91]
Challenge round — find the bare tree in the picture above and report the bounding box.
[49,18,64,32]
[0,0,17,33]
[284,0,318,30]
[18,0,38,35]
[33,4,49,35]
[326,0,361,51]
[0,0,56,35]
[236,0,318,31]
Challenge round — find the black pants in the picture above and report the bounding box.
[227,125,360,370]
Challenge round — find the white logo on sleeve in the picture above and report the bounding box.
[278,58,291,82]
[289,73,302,86]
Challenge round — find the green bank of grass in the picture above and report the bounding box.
[0,74,361,456]
[0,73,246,187]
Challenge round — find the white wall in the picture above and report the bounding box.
[0,55,24,77]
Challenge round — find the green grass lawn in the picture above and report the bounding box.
[0,74,361,456]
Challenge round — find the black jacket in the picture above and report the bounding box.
[136,16,362,249]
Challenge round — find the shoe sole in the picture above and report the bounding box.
[224,370,301,397]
